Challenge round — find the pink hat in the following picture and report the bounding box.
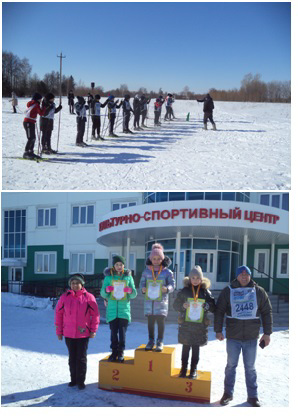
[149,243,165,261]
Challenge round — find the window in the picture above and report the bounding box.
[260,195,270,206]
[169,192,185,201]
[3,210,26,259]
[35,252,57,274]
[112,202,137,211]
[222,192,235,201]
[276,249,289,278]
[272,195,280,208]
[37,208,57,227]
[70,253,94,274]
[72,205,94,225]
[205,192,221,200]
[254,249,270,277]
[186,192,204,200]
[282,194,289,211]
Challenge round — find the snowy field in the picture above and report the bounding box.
[2,98,290,190]
[1,293,289,409]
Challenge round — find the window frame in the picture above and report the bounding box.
[71,204,95,226]
[276,249,289,278]
[34,251,57,274]
[253,249,270,277]
[69,252,94,274]
[37,207,57,228]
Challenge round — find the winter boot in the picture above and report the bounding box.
[155,339,164,352]
[178,364,188,378]
[145,339,155,351]
[118,350,125,363]
[108,350,118,362]
[247,397,261,407]
[203,123,207,130]
[220,392,233,406]
[188,363,198,379]
[68,380,77,387]
[78,383,86,390]
[91,135,96,140]
[212,123,217,131]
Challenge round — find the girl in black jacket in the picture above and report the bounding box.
[173,266,215,379]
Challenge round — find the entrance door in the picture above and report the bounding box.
[193,251,216,284]
[8,267,23,293]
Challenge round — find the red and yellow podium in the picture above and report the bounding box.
[98,345,211,403]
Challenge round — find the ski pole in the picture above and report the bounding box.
[56,52,65,152]
[86,105,91,142]
[114,107,121,134]
[36,121,42,156]
[100,110,107,139]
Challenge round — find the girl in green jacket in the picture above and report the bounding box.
[100,255,137,362]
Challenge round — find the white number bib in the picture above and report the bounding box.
[229,287,258,319]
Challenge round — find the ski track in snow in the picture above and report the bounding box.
[2,98,290,190]
[1,294,289,408]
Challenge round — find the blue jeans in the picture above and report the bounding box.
[224,338,258,398]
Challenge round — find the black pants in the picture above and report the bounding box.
[40,118,54,150]
[134,110,141,128]
[92,116,101,136]
[109,113,116,134]
[109,318,129,351]
[65,337,89,385]
[23,121,36,152]
[13,106,17,113]
[203,112,215,124]
[164,106,171,120]
[123,112,131,131]
[147,315,166,341]
[141,110,147,125]
[154,111,161,125]
[69,102,74,114]
[181,344,200,366]
[76,118,86,144]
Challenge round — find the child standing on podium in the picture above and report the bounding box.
[140,243,175,352]
[173,266,216,379]
[101,255,137,362]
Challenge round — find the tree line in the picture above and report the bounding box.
[2,51,290,103]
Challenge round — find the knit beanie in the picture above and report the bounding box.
[68,273,85,287]
[149,243,165,261]
[32,92,42,101]
[113,255,126,266]
[236,265,251,277]
[188,265,203,279]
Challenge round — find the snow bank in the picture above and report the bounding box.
[1,292,52,310]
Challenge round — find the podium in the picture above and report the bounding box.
[98,345,211,403]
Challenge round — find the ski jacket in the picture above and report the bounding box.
[133,98,141,113]
[100,268,137,323]
[140,98,150,113]
[214,279,273,340]
[55,288,100,339]
[140,256,175,316]
[166,96,174,107]
[197,96,214,113]
[173,278,215,346]
[154,100,164,113]
[91,99,108,116]
[68,93,75,105]
[10,92,18,106]
[24,100,46,124]
[41,100,62,120]
[107,100,121,115]
[75,102,89,121]
[122,99,133,114]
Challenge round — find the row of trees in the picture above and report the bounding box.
[2,51,291,103]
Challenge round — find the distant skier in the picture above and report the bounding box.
[75,96,89,147]
[68,90,75,114]
[40,93,62,154]
[90,94,108,140]
[107,95,122,137]
[164,93,175,120]
[133,94,142,130]
[197,93,216,130]
[122,94,134,134]
[10,91,18,113]
[154,97,164,126]
[140,95,151,127]
[87,92,94,107]
[23,92,47,160]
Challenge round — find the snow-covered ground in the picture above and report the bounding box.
[2,98,290,190]
[1,293,289,408]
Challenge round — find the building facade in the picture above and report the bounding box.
[1,192,289,294]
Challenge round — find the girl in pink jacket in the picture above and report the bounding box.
[55,273,100,389]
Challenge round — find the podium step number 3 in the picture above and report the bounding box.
[99,345,211,403]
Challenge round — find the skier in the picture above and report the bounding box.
[164,93,175,120]
[87,92,94,107]
[10,91,18,113]
[107,95,122,137]
[75,96,89,147]
[90,94,108,140]
[23,92,47,160]
[154,97,164,126]
[197,93,216,130]
[133,94,142,130]
[140,95,151,127]
[40,93,62,154]
[122,94,134,134]
[68,90,75,114]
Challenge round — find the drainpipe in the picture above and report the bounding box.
[126,237,131,270]
[270,242,275,293]
[176,231,181,289]
[243,234,248,265]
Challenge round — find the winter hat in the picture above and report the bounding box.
[189,265,203,279]
[236,265,251,277]
[95,94,101,100]
[68,273,85,287]
[32,92,42,101]
[124,94,130,100]
[149,243,165,261]
[113,255,126,266]
[77,96,85,104]
[108,95,115,100]
[45,93,55,101]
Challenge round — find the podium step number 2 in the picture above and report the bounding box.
[99,345,211,403]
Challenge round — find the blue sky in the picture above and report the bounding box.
[2,1,291,93]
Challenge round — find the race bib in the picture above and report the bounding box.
[230,287,258,319]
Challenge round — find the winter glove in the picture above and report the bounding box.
[106,286,114,293]
[56,105,62,112]
[202,302,209,311]
[123,287,132,293]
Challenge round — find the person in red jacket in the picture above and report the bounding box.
[23,92,47,159]
[55,273,100,389]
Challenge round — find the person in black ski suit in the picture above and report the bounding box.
[40,93,62,154]
[122,94,134,133]
[140,95,151,127]
[107,95,122,137]
[75,96,89,147]
[197,93,216,130]
[90,94,108,140]
[68,90,75,114]
[133,94,142,130]
[164,94,175,120]
[154,97,164,126]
